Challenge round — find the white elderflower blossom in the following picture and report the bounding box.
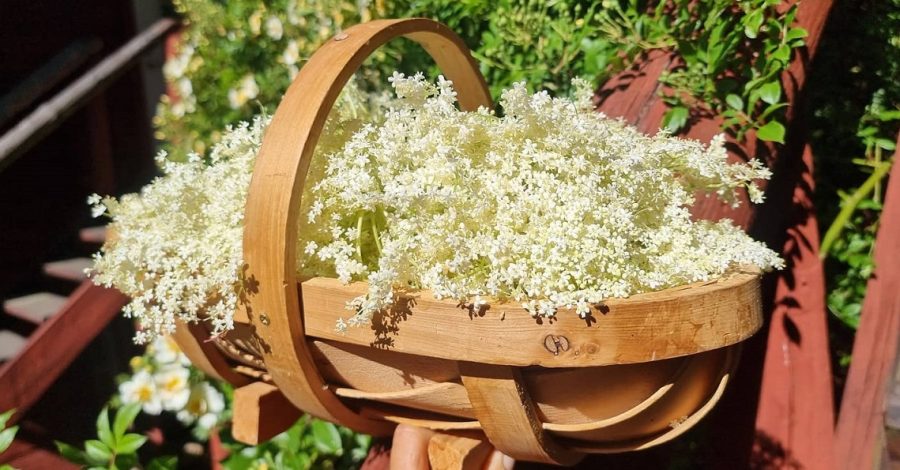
[302,74,783,328]
[91,74,781,342]
[89,81,381,342]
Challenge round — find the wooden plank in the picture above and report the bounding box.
[231,382,302,445]
[0,438,78,469]
[302,271,761,367]
[0,330,27,362]
[3,292,68,324]
[42,257,92,282]
[0,38,102,130]
[426,433,494,470]
[78,226,107,244]
[0,281,127,424]
[458,362,583,465]
[0,17,178,170]
[834,136,900,469]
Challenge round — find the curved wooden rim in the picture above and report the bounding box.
[301,268,762,367]
[243,18,491,435]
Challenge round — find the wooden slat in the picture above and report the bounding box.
[302,271,761,367]
[0,38,102,130]
[834,136,900,469]
[0,438,79,469]
[0,281,127,424]
[42,257,93,282]
[0,18,178,170]
[78,226,107,244]
[231,381,303,445]
[458,362,583,465]
[3,292,68,324]
[0,330,27,362]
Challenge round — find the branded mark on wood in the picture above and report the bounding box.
[543,335,570,355]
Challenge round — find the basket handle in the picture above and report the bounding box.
[242,19,492,435]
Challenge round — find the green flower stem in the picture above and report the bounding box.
[820,159,893,257]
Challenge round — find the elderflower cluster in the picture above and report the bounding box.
[91,73,782,342]
[89,81,380,342]
[301,73,783,330]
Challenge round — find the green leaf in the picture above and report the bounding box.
[662,106,689,133]
[84,440,112,466]
[55,441,87,465]
[113,404,141,440]
[0,410,13,430]
[310,421,342,455]
[759,82,782,105]
[96,407,114,448]
[725,94,744,111]
[115,433,147,455]
[772,44,792,63]
[147,456,179,470]
[785,27,808,41]
[875,138,896,150]
[744,11,764,38]
[0,427,18,454]
[757,121,786,143]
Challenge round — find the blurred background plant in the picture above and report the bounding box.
[0,410,18,470]
[158,0,805,161]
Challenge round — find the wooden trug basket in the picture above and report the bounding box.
[172,18,763,466]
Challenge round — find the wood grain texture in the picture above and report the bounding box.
[232,381,303,445]
[172,320,252,387]
[242,18,490,437]
[426,434,493,470]
[834,136,900,469]
[302,270,761,367]
[458,362,583,465]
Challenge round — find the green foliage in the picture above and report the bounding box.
[405,0,802,141]
[0,409,19,470]
[157,0,805,162]
[219,416,371,470]
[156,0,386,159]
[810,0,900,335]
[54,404,174,470]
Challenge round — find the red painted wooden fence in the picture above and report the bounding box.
[834,136,900,469]
[593,1,835,468]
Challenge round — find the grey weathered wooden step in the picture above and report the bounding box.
[43,257,92,282]
[79,226,107,244]
[4,292,68,324]
[0,330,27,362]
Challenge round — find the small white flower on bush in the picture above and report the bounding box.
[227,75,260,109]
[155,367,191,411]
[177,382,225,432]
[90,74,781,342]
[119,370,163,415]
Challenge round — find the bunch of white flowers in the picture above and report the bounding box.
[91,74,781,342]
[301,73,783,330]
[118,336,225,435]
[89,82,380,342]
